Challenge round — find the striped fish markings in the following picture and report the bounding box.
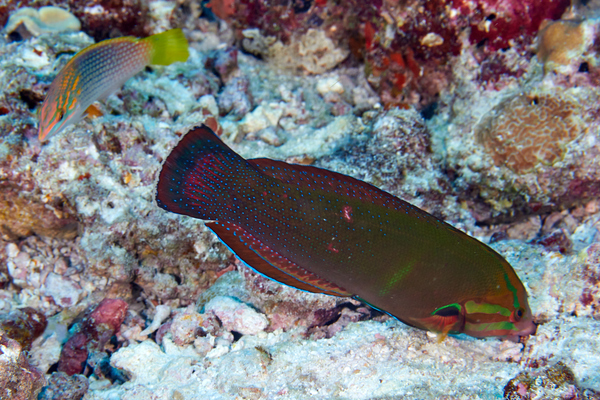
[156,125,536,340]
[39,28,189,141]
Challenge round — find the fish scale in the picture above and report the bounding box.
[157,125,537,340]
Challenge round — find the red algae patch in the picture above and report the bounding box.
[475,92,586,173]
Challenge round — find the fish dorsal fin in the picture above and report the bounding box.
[248,158,404,210]
[206,221,351,297]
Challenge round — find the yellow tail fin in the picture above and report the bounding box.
[143,28,189,66]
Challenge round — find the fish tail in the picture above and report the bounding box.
[142,28,189,65]
[156,125,262,220]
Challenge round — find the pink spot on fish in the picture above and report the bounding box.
[327,242,339,253]
[342,205,353,223]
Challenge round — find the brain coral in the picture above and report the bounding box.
[475,93,585,172]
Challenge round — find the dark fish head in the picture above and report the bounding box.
[460,272,536,340]
[413,260,536,340]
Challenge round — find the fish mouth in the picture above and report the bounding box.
[506,320,537,342]
[39,117,68,141]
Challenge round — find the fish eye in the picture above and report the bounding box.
[513,308,524,322]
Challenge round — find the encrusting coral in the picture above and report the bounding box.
[536,18,595,74]
[3,6,81,41]
[475,92,586,173]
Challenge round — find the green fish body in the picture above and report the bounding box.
[156,125,536,340]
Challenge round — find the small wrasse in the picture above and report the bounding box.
[156,125,537,340]
[38,28,189,141]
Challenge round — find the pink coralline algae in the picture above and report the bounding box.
[58,298,128,376]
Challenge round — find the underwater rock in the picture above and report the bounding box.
[467,0,570,53]
[504,361,600,399]
[38,372,89,400]
[3,6,81,41]
[0,331,46,400]
[58,298,128,376]
[169,305,203,346]
[230,0,569,108]
[217,76,253,119]
[204,295,268,336]
[205,46,239,85]
[0,183,79,241]
[578,243,600,319]
[40,272,84,308]
[318,107,451,219]
[138,304,171,337]
[445,87,600,222]
[0,307,47,350]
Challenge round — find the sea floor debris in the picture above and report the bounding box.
[0,1,600,399]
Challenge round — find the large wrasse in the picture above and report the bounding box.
[156,125,537,340]
[38,28,189,141]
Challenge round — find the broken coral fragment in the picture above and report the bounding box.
[169,305,203,346]
[204,296,268,336]
[3,6,80,40]
[476,92,586,173]
[58,298,128,376]
[242,28,348,74]
[38,372,89,400]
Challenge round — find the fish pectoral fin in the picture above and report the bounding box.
[207,221,351,297]
[84,103,103,119]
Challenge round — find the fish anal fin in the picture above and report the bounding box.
[207,221,351,297]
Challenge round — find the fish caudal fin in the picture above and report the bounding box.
[156,125,261,220]
[143,28,189,65]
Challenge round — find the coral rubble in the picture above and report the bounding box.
[57,298,128,376]
[0,0,599,399]
[0,331,46,400]
[504,362,600,399]
[0,306,47,350]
